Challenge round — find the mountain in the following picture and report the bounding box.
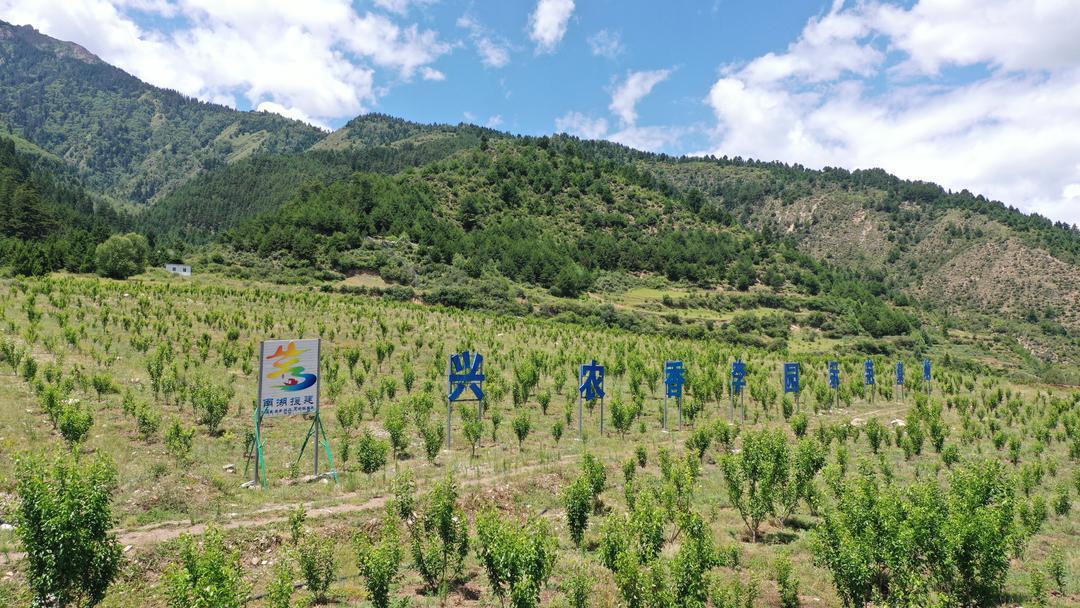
[1,19,1077,377]
[639,158,1080,332]
[0,133,124,274]
[139,115,502,240]
[0,20,324,204]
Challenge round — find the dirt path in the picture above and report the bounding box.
[1,454,579,565]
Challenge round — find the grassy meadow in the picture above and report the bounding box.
[0,272,1077,607]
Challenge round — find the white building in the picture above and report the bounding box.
[164,263,192,277]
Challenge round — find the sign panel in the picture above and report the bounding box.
[664,360,685,399]
[449,351,485,402]
[259,339,320,417]
[731,359,748,395]
[828,360,841,389]
[783,362,800,394]
[896,361,905,386]
[923,359,932,381]
[864,359,876,386]
[579,360,606,401]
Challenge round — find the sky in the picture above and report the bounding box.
[1,0,1079,226]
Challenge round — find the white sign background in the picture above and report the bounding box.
[258,339,320,417]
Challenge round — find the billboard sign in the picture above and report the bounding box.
[259,339,320,417]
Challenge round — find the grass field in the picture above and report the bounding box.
[0,273,1077,607]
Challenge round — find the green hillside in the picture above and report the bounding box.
[0,135,125,275]
[0,21,324,204]
[139,116,500,241]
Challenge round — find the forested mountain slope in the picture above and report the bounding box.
[643,158,1080,331]
[0,21,324,204]
[0,135,124,274]
[140,116,502,240]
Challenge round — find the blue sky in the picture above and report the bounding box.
[1,0,1079,225]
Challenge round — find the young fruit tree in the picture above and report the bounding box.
[475,509,558,608]
[720,428,790,542]
[15,454,122,608]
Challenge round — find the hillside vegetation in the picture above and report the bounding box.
[0,21,323,204]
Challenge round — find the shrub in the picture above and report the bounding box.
[407,476,469,595]
[790,412,808,438]
[421,421,445,464]
[297,532,336,604]
[356,429,389,478]
[512,410,532,451]
[475,510,557,608]
[865,418,885,453]
[563,571,593,608]
[58,402,93,447]
[1047,547,1066,593]
[266,558,296,608]
[15,453,122,608]
[812,459,1019,607]
[95,233,148,279]
[165,419,196,462]
[164,527,248,608]
[721,428,790,541]
[462,406,483,458]
[383,402,409,466]
[288,505,307,546]
[190,379,233,436]
[355,515,403,608]
[775,553,799,608]
[564,476,592,547]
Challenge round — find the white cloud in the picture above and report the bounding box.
[256,101,330,130]
[420,66,445,81]
[0,0,449,126]
[528,0,574,54]
[457,14,511,68]
[372,0,437,16]
[588,29,623,59]
[705,0,1080,226]
[608,126,684,151]
[485,114,503,128]
[555,111,608,139]
[610,69,671,126]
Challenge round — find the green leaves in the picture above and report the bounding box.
[15,453,121,608]
[94,233,148,280]
[721,428,790,542]
[406,475,470,595]
[475,510,557,608]
[811,459,1020,608]
[356,428,389,477]
[165,526,248,608]
[355,515,403,608]
[564,476,592,548]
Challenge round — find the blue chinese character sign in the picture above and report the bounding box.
[923,358,932,396]
[446,350,486,450]
[827,360,841,411]
[579,360,606,401]
[730,359,748,421]
[664,361,685,399]
[783,362,800,394]
[663,360,685,431]
[579,360,606,436]
[896,362,905,386]
[731,360,748,395]
[864,359,876,403]
[449,351,486,402]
